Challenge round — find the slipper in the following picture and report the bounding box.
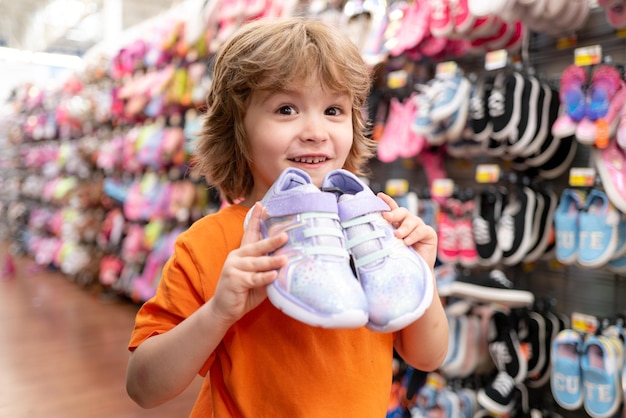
[550,329,583,411]
[554,188,586,265]
[581,335,624,418]
[577,189,620,268]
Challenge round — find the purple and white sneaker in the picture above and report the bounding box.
[323,169,434,333]
[248,167,369,329]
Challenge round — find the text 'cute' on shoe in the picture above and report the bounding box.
[323,169,435,333]
[550,329,583,411]
[249,168,369,329]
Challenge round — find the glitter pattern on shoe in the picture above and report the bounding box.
[323,169,434,333]
[249,168,369,329]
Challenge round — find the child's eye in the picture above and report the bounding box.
[325,106,343,116]
[277,105,296,115]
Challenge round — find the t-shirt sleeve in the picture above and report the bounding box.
[127,206,245,377]
[127,233,215,375]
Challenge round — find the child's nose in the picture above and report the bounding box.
[299,115,329,143]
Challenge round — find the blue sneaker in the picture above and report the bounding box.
[550,329,583,411]
[581,335,623,418]
[456,387,478,418]
[322,169,434,333]
[437,388,461,418]
[429,74,472,124]
[578,189,620,268]
[250,168,369,329]
[554,188,585,265]
[411,86,435,136]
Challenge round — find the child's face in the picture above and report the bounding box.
[243,79,354,202]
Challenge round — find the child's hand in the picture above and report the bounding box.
[211,203,288,325]
[377,192,438,269]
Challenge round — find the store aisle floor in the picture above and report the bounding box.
[0,243,202,418]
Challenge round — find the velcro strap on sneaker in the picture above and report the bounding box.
[337,196,390,221]
[265,191,338,217]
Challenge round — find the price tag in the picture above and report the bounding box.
[436,61,458,77]
[425,372,447,390]
[556,34,578,50]
[431,178,455,198]
[574,45,602,67]
[385,178,409,197]
[485,49,508,71]
[475,164,501,184]
[569,167,596,187]
[571,312,598,334]
[387,70,408,90]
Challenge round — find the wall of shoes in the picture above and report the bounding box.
[1,0,626,417]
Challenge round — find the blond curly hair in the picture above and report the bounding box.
[192,17,375,204]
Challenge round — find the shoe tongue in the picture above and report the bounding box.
[338,193,355,203]
[284,179,318,194]
[338,193,382,265]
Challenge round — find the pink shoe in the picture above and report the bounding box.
[598,81,626,139]
[378,97,424,162]
[457,200,479,267]
[419,33,449,57]
[390,0,430,56]
[453,0,475,35]
[485,22,519,52]
[470,20,507,53]
[560,64,587,123]
[552,112,578,138]
[438,208,460,264]
[377,98,406,163]
[504,21,525,53]
[593,139,626,213]
[464,14,499,40]
[430,0,454,38]
[398,96,425,158]
[604,0,626,29]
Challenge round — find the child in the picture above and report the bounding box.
[126,17,448,417]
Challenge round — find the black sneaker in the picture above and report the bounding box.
[490,72,524,143]
[537,136,578,180]
[471,75,495,143]
[521,189,545,263]
[488,309,528,383]
[516,310,547,380]
[448,269,534,307]
[525,88,562,167]
[477,370,517,415]
[527,309,560,388]
[473,188,504,267]
[524,190,558,263]
[498,186,537,266]
[520,82,551,158]
[509,75,541,157]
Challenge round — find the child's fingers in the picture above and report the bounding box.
[241,202,264,245]
[377,192,398,210]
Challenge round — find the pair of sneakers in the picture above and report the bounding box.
[377,94,425,163]
[554,188,625,269]
[551,330,624,418]
[247,167,434,333]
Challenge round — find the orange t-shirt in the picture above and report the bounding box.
[129,204,394,417]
